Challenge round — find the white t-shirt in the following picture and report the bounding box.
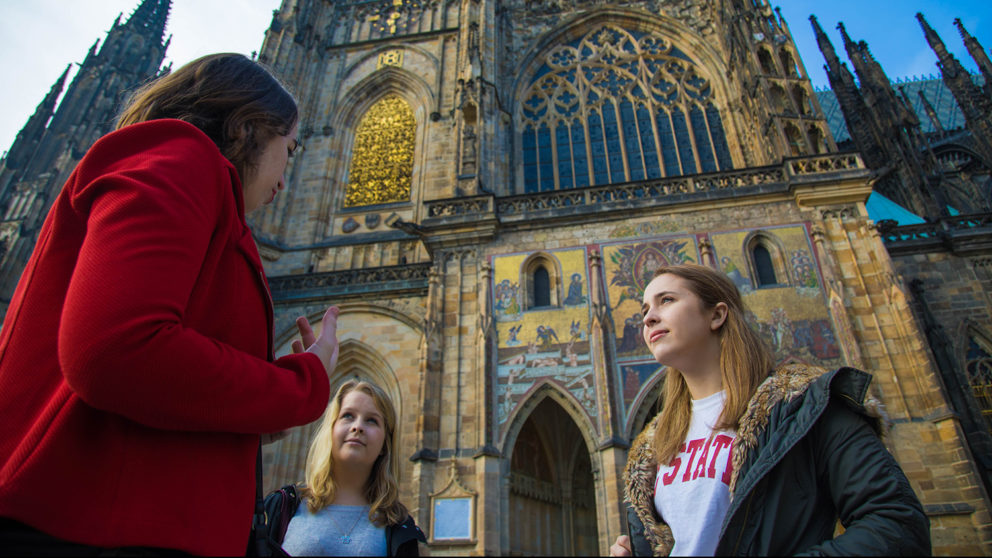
[653,391,736,556]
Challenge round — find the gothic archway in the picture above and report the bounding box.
[506,395,599,556]
[626,366,667,441]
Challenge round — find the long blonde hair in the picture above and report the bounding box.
[649,263,774,464]
[301,380,408,526]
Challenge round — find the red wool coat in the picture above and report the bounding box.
[0,119,330,555]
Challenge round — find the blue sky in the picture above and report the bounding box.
[0,1,989,152]
[776,0,990,90]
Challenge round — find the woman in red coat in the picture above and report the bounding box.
[0,53,338,555]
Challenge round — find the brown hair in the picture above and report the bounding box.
[116,53,297,181]
[301,380,408,527]
[649,263,774,464]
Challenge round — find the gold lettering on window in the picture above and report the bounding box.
[345,95,415,208]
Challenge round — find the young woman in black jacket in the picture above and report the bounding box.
[280,380,426,556]
[610,263,930,556]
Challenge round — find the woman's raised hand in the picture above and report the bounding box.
[610,535,632,556]
[292,306,340,375]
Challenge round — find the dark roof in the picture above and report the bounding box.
[814,73,985,142]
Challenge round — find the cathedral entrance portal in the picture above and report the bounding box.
[507,397,598,556]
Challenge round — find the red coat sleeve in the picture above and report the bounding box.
[56,122,329,433]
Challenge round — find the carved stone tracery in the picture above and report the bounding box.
[519,24,733,192]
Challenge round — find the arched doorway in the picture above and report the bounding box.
[508,397,598,555]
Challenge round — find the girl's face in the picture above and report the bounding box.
[331,390,387,473]
[640,273,727,370]
[242,121,299,213]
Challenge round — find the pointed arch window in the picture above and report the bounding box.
[808,125,825,154]
[521,253,561,310]
[345,95,416,208]
[519,25,733,193]
[746,232,789,288]
[757,48,775,75]
[966,336,992,432]
[791,84,811,115]
[779,48,799,78]
[784,123,804,156]
[769,85,788,113]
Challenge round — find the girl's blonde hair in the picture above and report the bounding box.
[301,380,408,526]
[649,263,774,464]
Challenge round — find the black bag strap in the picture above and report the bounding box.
[250,443,270,556]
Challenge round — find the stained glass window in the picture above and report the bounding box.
[520,25,733,193]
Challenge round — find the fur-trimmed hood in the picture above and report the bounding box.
[623,364,888,556]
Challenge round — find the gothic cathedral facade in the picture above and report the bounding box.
[249,0,991,554]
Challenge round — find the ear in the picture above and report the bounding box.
[710,302,729,331]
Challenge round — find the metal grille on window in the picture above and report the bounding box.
[345,95,415,208]
[966,337,992,433]
[520,25,733,193]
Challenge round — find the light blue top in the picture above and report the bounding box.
[282,503,387,557]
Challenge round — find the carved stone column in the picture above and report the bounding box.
[587,249,627,551]
[410,263,443,527]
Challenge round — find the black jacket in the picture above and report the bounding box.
[386,515,427,557]
[624,365,931,556]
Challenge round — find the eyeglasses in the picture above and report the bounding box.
[288,138,304,158]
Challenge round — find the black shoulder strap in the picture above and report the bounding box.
[249,443,270,556]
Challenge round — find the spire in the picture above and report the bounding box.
[837,21,859,66]
[917,90,945,133]
[774,6,791,37]
[954,18,992,98]
[811,15,843,72]
[917,13,964,79]
[3,65,71,169]
[125,0,171,45]
[917,12,992,167]
[811,15,885,168]
[811,16,861,94]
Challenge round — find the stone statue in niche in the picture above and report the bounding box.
[461,123,477,175]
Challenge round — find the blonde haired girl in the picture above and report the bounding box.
[611,263,929,556]
[282,380,425,556]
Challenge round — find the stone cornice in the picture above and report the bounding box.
[877,213,992,256]
[268,262,432,302]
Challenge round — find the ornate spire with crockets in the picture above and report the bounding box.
[2,65,70,170]
[125,0,171,44]
[954,18,992,100]
[918,12,992,167]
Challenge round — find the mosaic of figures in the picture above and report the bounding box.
[493,248,595,430]
[491,224,850,434]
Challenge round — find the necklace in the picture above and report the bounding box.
[327,505,367,544]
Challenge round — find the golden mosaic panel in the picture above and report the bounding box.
[600,236,698,361]
[345,95,415,208]
[709,224,843,367]
[492,249,595,428]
